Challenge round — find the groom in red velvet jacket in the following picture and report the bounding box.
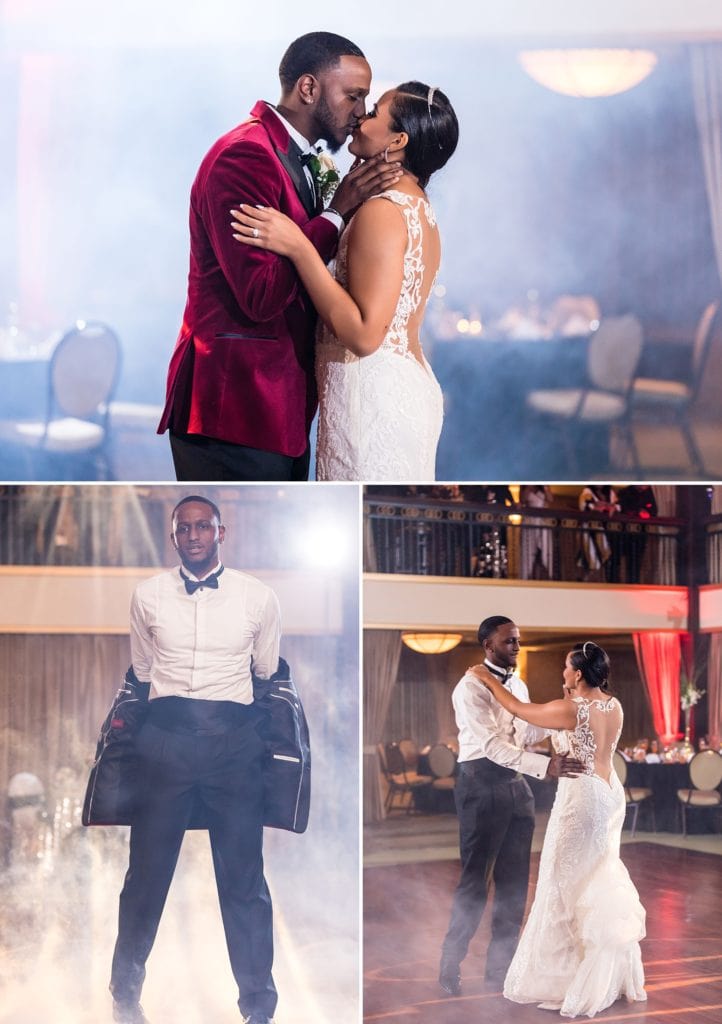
[159,31,400,481]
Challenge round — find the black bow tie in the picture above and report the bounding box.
[299,150,316,167]
[486,663,512,685]
[180,565,224,595]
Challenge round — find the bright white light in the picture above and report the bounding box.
[519,49,658,98]
[456,318,470,334]
[296,521,352,570]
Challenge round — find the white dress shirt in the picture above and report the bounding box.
[452,660,551,779]
[130,563,281,704]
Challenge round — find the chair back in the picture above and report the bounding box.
[50,321,121,419]
[689,749,722,791]
[427,743,457,778]
[612,749,629,786]
[587,315,644,395]
[398,738,419,768]
[376,742,388,773]
[384,743,406,775]
[690,300,721,399]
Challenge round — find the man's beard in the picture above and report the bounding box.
[312,96,348,153]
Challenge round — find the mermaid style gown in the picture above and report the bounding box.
[315,190,444,481]
[503,696,647,1018]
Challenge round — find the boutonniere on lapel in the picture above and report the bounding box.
[307,151,340,207]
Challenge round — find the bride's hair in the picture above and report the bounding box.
[389,81,459,189]
[569,641,611,691]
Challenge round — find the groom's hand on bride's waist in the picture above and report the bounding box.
[546,753,586,779]
[331,154,404,221]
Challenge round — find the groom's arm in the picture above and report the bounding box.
[199,141,338,324]
[454,675,552,780]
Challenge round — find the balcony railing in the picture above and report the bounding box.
[364,497,684,586]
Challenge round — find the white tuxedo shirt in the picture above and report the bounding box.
[130,563,280,704]
[453,659,550,779]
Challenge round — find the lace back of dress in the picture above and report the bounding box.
[570,696,623,782]
[368,190,439,365]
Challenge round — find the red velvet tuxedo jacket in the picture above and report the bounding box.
[158,102,339,456]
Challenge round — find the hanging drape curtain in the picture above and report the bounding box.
[363,629,402,823]
[653,486,676,517]
[710,486,722,584]
[0,633,130,811]
[691,45,722,286]
[633,632,681,743]
[431,673,457,745]
[385,653,438,748]
[649,486,679,585]
[707,633,722,749]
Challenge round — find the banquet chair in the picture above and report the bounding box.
[676,750,722,837]
[398,737,421,770]
[0,320,121,480]
[427,743,458,811]
[612,750,656,837]
[382,742,433,815]
[525,314,644,476]
[629,300,721,476]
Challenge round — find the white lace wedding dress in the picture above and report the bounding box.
[315,190,443,481]
[504,696,647,1018]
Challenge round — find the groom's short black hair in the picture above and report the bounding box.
[279,32,365,91]
[172,494,222,524]
[477,615,514,646]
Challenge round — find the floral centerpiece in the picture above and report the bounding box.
[680,678,705,711]
[680,664,706,756]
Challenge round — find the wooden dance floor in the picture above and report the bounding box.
[364,844,722,1023]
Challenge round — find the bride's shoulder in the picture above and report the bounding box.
[347,195,409,245]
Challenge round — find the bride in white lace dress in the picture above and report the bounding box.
[469,642,646,1018]
[230,81,458,480]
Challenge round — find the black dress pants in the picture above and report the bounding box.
[110,697,277,1018]
[441,758,535,977]
[169,431,311,482]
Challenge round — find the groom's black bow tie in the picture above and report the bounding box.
[299,151,316,168]
[180,565,224,595]
[485,662,512,685]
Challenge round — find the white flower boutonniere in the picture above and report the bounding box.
[308,151,340,207]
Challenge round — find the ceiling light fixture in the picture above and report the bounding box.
[402,632,463,655]
[519,48,658,98]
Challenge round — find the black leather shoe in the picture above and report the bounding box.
[438,966,461,997]
[113,1003,150,1024]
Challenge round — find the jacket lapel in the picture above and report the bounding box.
[248,101,317,218]
[275,138,316,218]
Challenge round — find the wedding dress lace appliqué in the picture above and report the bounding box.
[315,190,443,481]
[503,696,647,1018]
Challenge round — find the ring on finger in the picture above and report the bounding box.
[252,228,260,239]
